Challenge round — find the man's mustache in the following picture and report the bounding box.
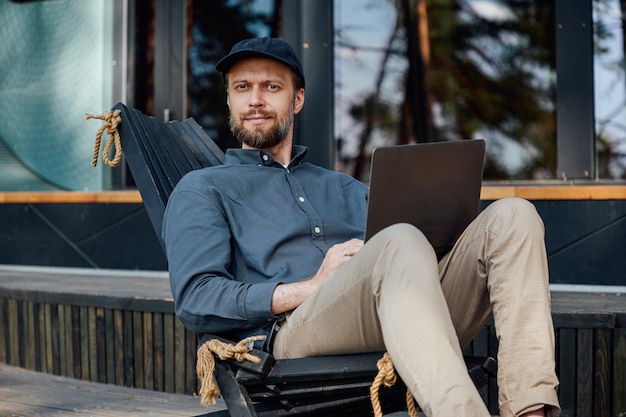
[241,110,276,119]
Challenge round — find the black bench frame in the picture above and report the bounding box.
[113,102,497,416]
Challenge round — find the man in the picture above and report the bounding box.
[163,37,560,417]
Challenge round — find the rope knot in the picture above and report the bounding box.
[376,352,398,387]
[196,335,266,405]
[370,352,419,417]
[86,109,123,167]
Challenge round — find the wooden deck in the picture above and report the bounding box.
[0,360,418,417]
[0,362,224,416]
[0,265,625,417]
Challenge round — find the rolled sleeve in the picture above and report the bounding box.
[244,280,282,323]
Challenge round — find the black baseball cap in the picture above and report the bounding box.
[216,37,305,87]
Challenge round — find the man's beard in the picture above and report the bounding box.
[229,100,295,149]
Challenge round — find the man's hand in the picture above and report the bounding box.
[270,238,364,314]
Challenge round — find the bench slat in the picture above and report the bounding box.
[113,103,225,248]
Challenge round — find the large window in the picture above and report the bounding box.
[1,0,621,190]
[0,0,115,191]
[335,0,557,181]
[335,0,626,182]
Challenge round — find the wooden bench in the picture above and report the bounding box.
[110,103,496,416]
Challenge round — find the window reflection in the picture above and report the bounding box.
[187,0,278,151]
[0,0,114,191]
[335,0,557,181]
[186,0,626,182]
[594,0,626,179]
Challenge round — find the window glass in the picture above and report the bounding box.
[0,0,113,191]
[187,0,278,151]
[334,0,557,181]
[594,0,626,179]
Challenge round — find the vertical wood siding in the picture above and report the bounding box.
[0,297,198,396]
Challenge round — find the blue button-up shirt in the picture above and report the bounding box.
[163,145,368,337]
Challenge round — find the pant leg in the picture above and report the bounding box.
[272,222,490,417]
[439,198,560,417]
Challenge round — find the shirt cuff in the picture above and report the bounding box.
[244,281,283,323]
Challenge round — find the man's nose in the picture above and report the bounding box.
[248,87,265,107]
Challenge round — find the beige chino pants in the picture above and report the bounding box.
[273,198,560,417]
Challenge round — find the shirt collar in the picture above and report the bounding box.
[225,145,309,168]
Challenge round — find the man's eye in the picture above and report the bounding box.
[268,84,279,90]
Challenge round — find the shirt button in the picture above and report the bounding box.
[298,197,305,203]
[262,155,269,161]
[314,226,321,234]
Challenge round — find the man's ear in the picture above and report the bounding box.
[294,88,305,115]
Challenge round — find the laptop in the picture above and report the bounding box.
[364,139,485,258]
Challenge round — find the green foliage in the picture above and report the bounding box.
[343,0,559,180]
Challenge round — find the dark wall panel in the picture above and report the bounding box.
[535,200,626,286]
[1,200,625,285]
[0,204,95,268]
[0,203,166,271]
[480,200,626,286]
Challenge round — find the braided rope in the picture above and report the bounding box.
[86,109,123,167]
[406,386,419,417]
[196,335,266,405]
[370,352,419,417]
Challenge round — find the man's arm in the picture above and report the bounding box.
[164,176,362,334]
[270,238,363,314]
[163,180,281,334]
[163,169,368,334]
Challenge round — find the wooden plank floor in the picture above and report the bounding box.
[0,361,485,417]
[0,364,493,417]
[0,363,225,417]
